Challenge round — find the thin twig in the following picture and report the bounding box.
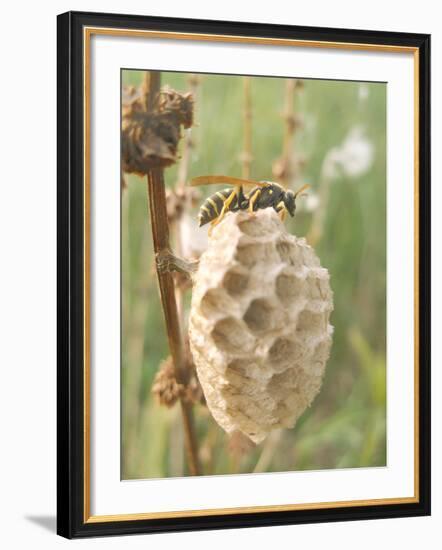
[241,77,253,180]
[282,79,296,164]
[253,430,283,473]
[173,74,200,321]
[144,71,201,475]
[272,79,302,188]
[176,74,199,191]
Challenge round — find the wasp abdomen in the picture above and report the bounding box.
[198,188,237,227]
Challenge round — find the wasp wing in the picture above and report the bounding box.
[190,175,268,188]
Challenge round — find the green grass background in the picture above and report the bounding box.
[122,70,386,479]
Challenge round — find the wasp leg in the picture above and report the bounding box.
[211,186,241,227]
[276,201,287,222]
[248,189,261,213]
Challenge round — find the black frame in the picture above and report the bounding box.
[57,10,431,539]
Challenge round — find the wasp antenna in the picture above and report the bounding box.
[294,183,310,198]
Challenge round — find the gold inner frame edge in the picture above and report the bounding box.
[83,26,420,524]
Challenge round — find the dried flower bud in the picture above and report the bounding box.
[157,88,194,129]
[152,343,204,408]
[189,209,333,443]
[152,357,184,408]
[122,86,194,175]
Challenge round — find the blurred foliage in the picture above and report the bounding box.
[121,70,386,479]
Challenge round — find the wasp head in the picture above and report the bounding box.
[284,190,296,217]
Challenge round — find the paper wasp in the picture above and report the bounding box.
[190,175,309,228]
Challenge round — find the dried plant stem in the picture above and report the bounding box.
[253,430,283,473]
[144,71,201,476]
[173,74,199,321]
[176,74,199,191]
[282,79,296,163]
[241,77,253,179]
[175,122,191,194]
[272,79,302,189]
[172,227,186,325]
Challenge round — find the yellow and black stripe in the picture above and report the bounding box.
[198,188,238,226]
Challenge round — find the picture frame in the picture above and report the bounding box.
[57,10,431,539]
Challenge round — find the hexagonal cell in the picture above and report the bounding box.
[225,358,254,383]
[226,358,270,383]
[296,309,325,335]
[222,267,250,297]
[268,337,297,372]
[275,240,291,261]
[306,273,332,303]
[276,239,302,268]
[235,242,273,267]
[275,271,305,303]
[211,317,253,354]
[266,367,300,401]
[200,289,226,317]
[243,298,281,333]
[308,338,332,375]
[238,218,273,238]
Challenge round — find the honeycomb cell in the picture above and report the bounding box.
[296,309,325,335]
[243,298,279,333]
[200,289,225,317]
[276,239,302,267]
[222,267,249,297]
[275,240,292,262]
[239,217,274,237]
[236,242,272,266]
[267,368,299,401]
[211,317,253,354]
[268,337,297,372]
[275,271,305,303]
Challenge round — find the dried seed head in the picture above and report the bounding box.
[152,342,204,408]
[157,87,194,129]
[122,86,194,175]
[188,209,333,444]
[152,357,184,408]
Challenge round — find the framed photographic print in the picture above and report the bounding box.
[57,11,431,538]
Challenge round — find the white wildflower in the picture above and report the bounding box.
[304,191,320,212]
[296,188,320,213]
[321,126,374,181]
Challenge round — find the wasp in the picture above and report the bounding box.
[190,175,309,228]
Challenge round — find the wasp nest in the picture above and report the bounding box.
[189,209,333,444]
